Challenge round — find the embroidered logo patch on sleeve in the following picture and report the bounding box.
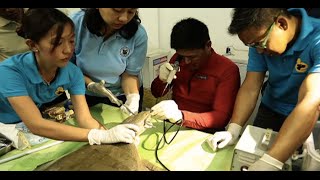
[55,86,65,96]
[295,58,308,73]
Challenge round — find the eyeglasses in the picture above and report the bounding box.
[245,21,275,49]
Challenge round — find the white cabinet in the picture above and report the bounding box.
[142,49,170,88]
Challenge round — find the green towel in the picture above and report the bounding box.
[0,103,235,171]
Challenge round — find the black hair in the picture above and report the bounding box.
[0,8,24,22]
[17,8,74,52]
[82,8,141,40]
[170,17,210,50]
[228,8,291,35]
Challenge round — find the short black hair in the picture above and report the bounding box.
[228,8,290,35]
[170,18,210,50]
[83,8,141,40]
[17,8,74,52]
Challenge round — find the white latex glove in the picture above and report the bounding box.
[87,124,140,145]
[87,80,114,96]
[133,136,140,147]
[159,62,177,83]
[248,154,283,171]
[120,93,140,115]
[150,100,182,124]
[206,123,242,152]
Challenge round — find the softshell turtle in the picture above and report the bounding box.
[45,111,163,171]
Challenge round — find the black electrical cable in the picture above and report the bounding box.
[153,72,182,171]
[155,119,182,171]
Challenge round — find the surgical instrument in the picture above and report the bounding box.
[103,88,136,116]
[162,61,180,96]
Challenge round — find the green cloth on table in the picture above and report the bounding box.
[0,104,235,171]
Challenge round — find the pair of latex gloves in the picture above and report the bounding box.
[86,80,141,145]
[87,63,183,125]
[87,80,140,115]
[150,62,182,124]
[206,123,284,171]
[158,63,284,171]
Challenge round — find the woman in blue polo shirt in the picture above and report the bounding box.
[0,8,69,111]
[0,8,139,146]
[69,8,148,115]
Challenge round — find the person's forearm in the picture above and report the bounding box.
[28,118,90,142]
[77,116,105,130]
[121,72,139,95]
[230,84,261,127]
[84,75,93,87]
[71,95,105,130]
[181,110,229,130]
[268,99,319,162]
[269,73,320,163]
[9,96,91,142]
[76,108,105,130]
[151,77,168,98]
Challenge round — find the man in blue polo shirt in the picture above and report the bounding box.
[207,8,320,170]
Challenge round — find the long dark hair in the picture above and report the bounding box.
[17,8,74,52]
[82,8,141,40]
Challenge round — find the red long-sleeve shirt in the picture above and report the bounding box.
[151,49,240,131]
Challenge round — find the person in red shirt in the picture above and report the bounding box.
[150,18,240,133]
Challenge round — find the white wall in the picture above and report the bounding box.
[138,8,160,50]
[65,8,257,122]
[65,8,80,15]
[140,8,249,61]
[65,8,249,62]
[65,8,161,51]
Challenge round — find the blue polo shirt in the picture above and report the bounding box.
[69,10,148,96]
[247,8,320,116]
[0,52,85,124]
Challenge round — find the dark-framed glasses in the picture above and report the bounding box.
[245,21,275,49]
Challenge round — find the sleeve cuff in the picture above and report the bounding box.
[260,153,284,170]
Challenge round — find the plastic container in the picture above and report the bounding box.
[0,134,13,157]
[231,125,291,171]
[142,49,170,88]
